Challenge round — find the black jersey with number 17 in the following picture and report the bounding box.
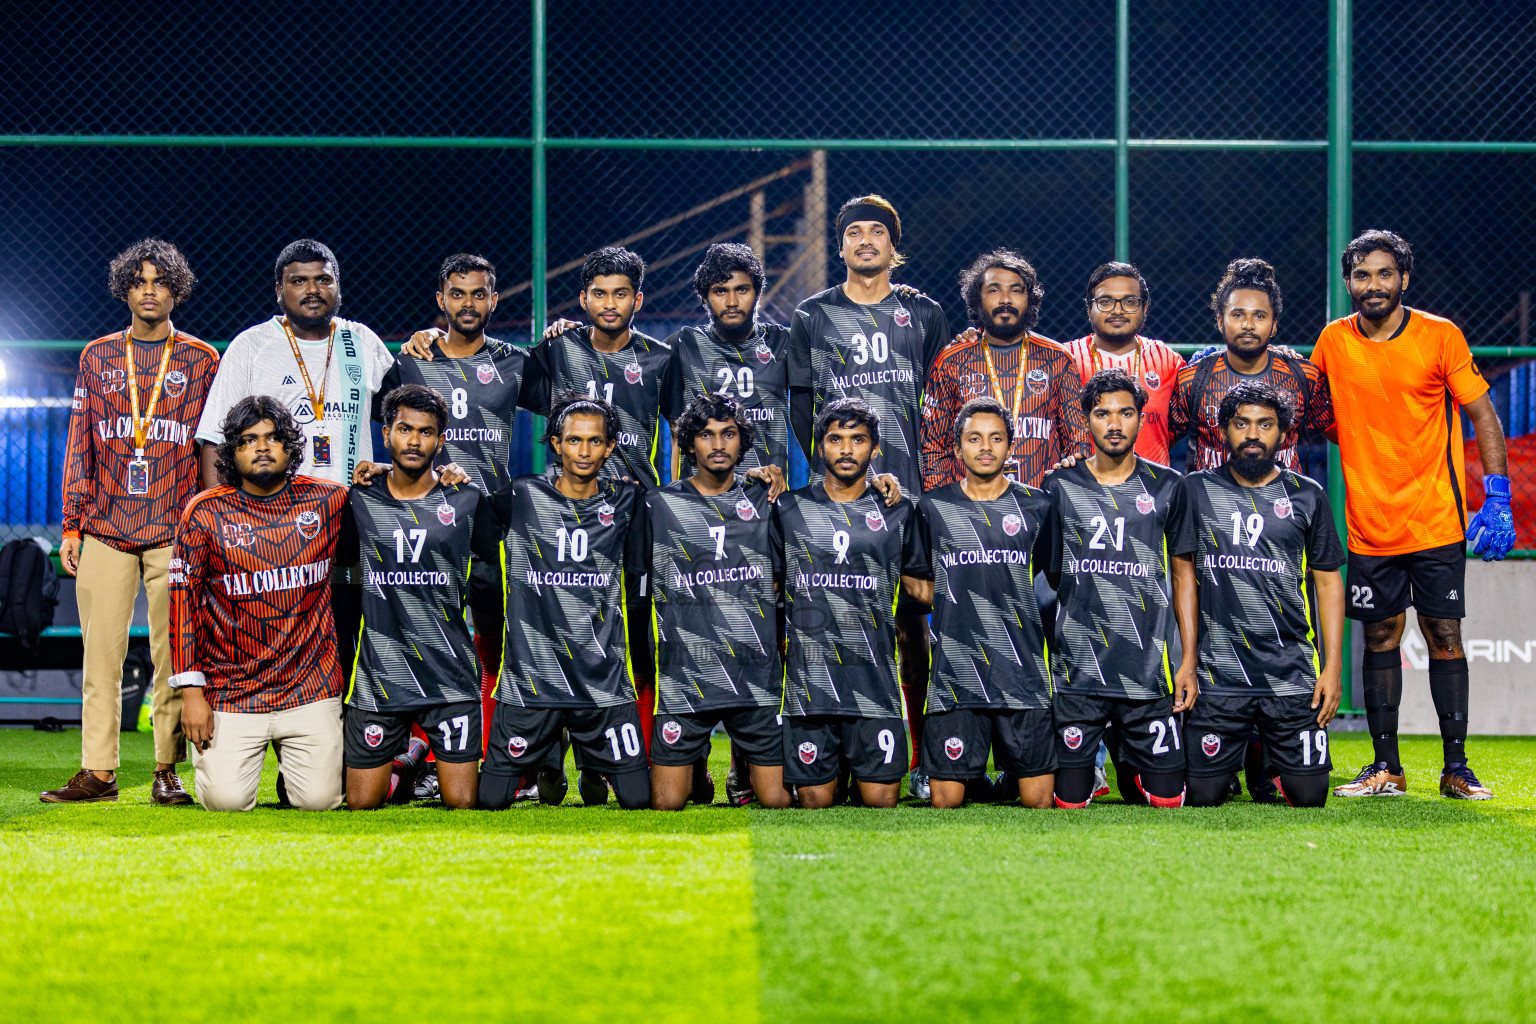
[919,481,1054,713]
[664,323,791,475]
[776,484,928,719]
[375,337,526,493]
[1175,465,1345,696]
[522,328,672,486]
[788,287,950,493]
[492,474,650,709]
[1041,459,1191,700]
[338,481,504,712]
[638,476,783,714]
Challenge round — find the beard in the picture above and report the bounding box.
[282,297,337,331]
[710,309,757,344]
[242,464,287,489]
[1230,443,1277,479]
[1356,285,1404,322]
[980,305,1028,342]
[825,456,871,487]
[451,308,487,335]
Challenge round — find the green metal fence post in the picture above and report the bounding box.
[530,0,548,473]
[1114,0,1130,262]
[1328,0,1354,708]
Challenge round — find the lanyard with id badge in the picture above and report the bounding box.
[982,339,1028,485]
[123,327,178,495]
[282,318,336,467]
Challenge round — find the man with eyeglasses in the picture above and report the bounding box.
[1064,262,1186,467]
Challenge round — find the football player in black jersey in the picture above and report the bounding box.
[640,394,792,810]
[1042,369,1198,808]
[1175,381,1345,807]
[340,385,503,810]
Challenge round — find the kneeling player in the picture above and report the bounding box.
[641,394,791,810]
[1178,382,1345,807]
[1043,370,1197,808]
[916,397,1056,808]
[479,393,653,810]
[777,399,928,808]
[340,386,503,810]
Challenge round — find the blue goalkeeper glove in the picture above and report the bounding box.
[1466,474,1516,561]
[1186,345,1220,365]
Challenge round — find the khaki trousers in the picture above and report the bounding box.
[76,536,182,770]
[190,697,344,812]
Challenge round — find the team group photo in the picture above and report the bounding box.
[3,2,1532,1022]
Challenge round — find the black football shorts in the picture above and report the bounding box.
[1184,692,1332,778]
[344,700,482,770]
[783,715,907,786]
[922,707,1056,780]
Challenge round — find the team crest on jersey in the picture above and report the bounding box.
[1143,370,1161,390]
[1136,493,1156,515]
[1001,513,1023,537]
[865,509,887,532]
[477,362,496,384]
[624,362,643,384]
[363,723,385,748]
[798,741,819,764]
[508,736,528,758]
[294,509,322,539]
[1062,726,1084,751]
[661,721,683,745]
[598,502,615,527]
[736,498,758,521]
[1025,368,1049,395]
[1201,733,1221,758]
[221,522,255,548]
[893,305,912,327]
[345,363,363,385]
[436,502,456,527]
[1273,497,1293,519]
[755,341,774,364]
[944,737,965,760]
[164,370,188,398]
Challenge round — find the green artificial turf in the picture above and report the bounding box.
[2,729,1532,1023]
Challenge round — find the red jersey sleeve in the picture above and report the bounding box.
[920,342,968,491]
[169,496,215,689]
[1057,363,1089,459]
[1165,363,1198,446]
[61,354,101,540]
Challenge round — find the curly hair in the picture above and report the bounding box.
[960,248,1044,331]
[1218,380,1295,437]
[542,390,619,446]
[214,396,305,487]
[581,246,645,293]
[672,393,757,460]
[1342,229,1413,278]
[813,397,880,452]
[1210,257,1283,330]
[107,238,196,305]
[951,396,1015,451]
[1079,367,1149,416]
[692,242,765,303]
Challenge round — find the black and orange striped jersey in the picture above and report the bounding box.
[62,330,219,552]
[920,334,1088,491]
[169,477,348,713]
[1166,350,1334,472]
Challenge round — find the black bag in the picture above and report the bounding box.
[120,645,153,732]
[0,538,61,648]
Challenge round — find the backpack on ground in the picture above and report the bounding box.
[0,537,61,648]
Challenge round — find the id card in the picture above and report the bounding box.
[127,458,150,495]
[1003,458,1023,485]
[312,433,332,467]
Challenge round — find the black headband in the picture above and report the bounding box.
[836,203,900,247]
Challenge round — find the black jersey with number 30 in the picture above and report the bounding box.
[338,481,504,712]
[638,476,783,714]
[523,328,672,486]
[376,338,526,493]
[919,481,1054,713]
[1176,465,1345,696]
[492,474,650,709]
[1042,459,1191,700]
[776,484,927,719]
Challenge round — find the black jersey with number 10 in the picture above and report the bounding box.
[638,476,783,714]
[919,481,1054,713]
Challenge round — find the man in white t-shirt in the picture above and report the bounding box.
[196,239,394,713]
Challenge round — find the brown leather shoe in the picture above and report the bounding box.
[151,768,194,806]
[40,769,118,803]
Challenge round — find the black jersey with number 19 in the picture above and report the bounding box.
[1042,459,1191,700]
[492,474,650,709]
[776,484,927,719]
[1176,465,1345,696]
[919,481,1054,713]
[338,481,504,712]
[638,476,783,713]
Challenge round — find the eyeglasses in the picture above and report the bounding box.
[1091,295,1143,312]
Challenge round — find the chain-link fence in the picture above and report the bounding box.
[3,0,1535,552]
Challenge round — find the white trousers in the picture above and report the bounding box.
[190,697,343,812]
